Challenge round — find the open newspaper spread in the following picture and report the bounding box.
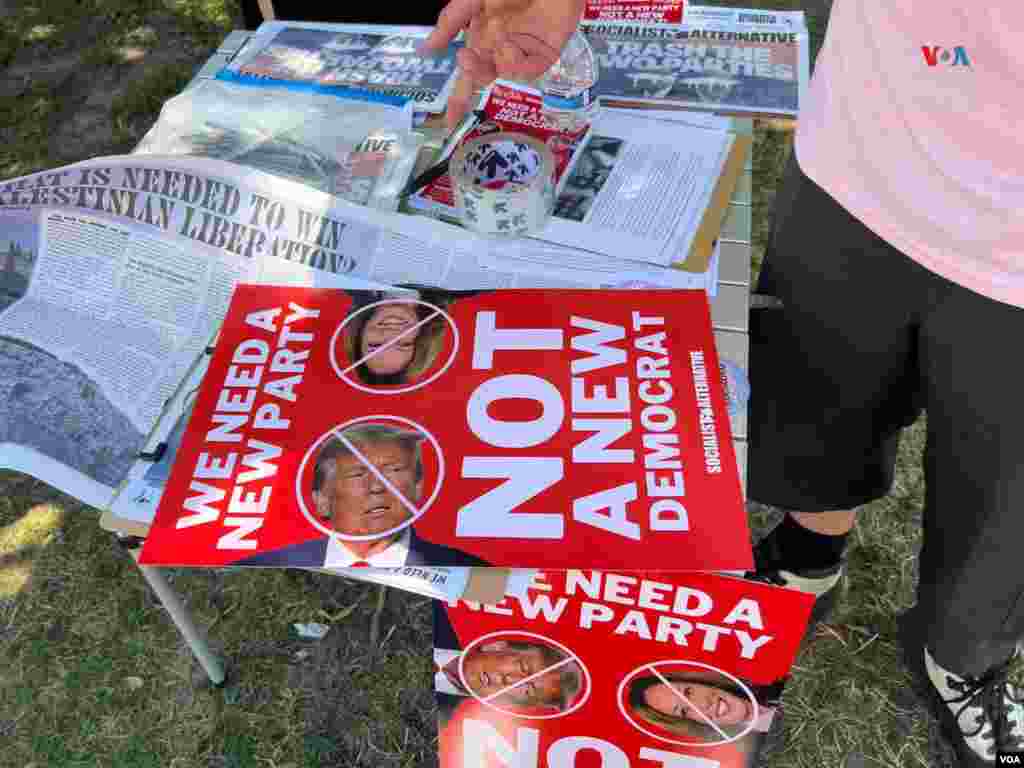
[434,569,814,767]
[0,156,399,509]
[584,8,809,118]
[137,285,751,573]
[0,153,732,503]
[221,22,460,115]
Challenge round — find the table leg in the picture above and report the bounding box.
[132,554,227,687]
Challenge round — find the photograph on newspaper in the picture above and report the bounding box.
[135,79,421,211]
[553,135,626,223]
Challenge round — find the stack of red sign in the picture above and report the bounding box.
[138,283,811,767]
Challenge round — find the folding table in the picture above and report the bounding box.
[121,29,756,685]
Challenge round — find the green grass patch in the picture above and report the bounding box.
[0,0,235,177]
[80,38,128,70]
[165,0,239,44]
[111,734,166,768]
[110,61,198,145]
[0,82,63,179]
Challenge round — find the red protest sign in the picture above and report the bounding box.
[140,286,750,571]
[435,570,813,768]
[583,0,685,24]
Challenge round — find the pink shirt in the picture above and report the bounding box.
[795,1,1024,308]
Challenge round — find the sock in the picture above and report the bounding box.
[763,513,849,571]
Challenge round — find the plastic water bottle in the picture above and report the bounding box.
[539,30,600,132]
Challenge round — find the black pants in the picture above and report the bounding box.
[238,1,449,30]
[749,151,1024,677]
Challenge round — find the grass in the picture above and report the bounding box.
[110,61,199,144]
[0,471,437,767]
[0,0,239,178]
[1,1,1014,766]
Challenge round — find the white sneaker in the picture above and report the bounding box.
[921,647,1024,766]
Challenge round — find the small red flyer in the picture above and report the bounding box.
[409,81,589,218]
[434,569,813,768]
[139,286,750,571]
[583,0,685,24]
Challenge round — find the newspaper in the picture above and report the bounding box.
[222,22,459,114]
[584,10,810,118]
[684,5,807,28]
[1,153,726,510]
[106,349,215,531]
[535,109,735,268]
[608,108,734,131]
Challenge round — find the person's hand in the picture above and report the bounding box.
[419,0,587,129]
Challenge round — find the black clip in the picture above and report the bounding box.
[138,442,168,462]
[749,294,784,310]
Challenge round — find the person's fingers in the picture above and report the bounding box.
[502,0,587,79]
[456,47,479,75]
[419,0,484,53]
[457,46,498,85]
[467,13,501,72]
[494,32,561,81]
[446,69,478,130]
[446,18,497,130]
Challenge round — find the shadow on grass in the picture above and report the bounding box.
[0,0,242,177]
[281,574,437,768]
[1,512,439,766]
